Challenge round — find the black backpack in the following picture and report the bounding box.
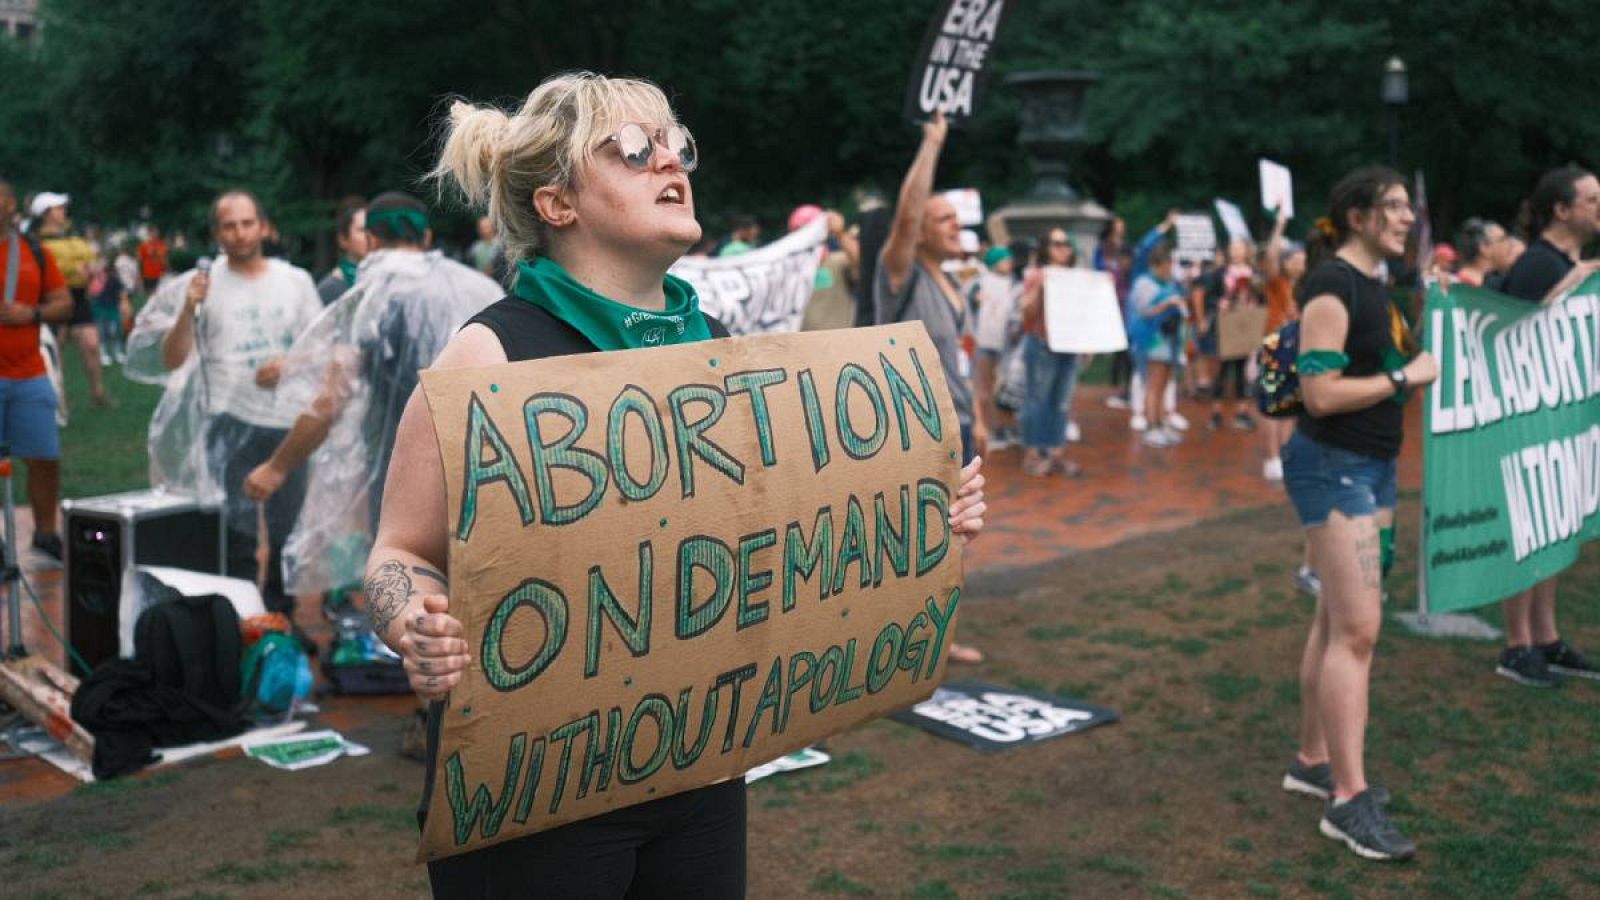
[132,572,245,712]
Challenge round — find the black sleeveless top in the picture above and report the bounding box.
[466,295,731,362]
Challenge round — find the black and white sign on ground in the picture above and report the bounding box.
[902,0,1010,123]
[1173,214,1218,267]
[891,680,1119,752]
[668,215,827,335]
[1043,268,1128,354]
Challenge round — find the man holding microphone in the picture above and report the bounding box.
[155,190,322,617]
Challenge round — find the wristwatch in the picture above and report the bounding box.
[1386,369,1408,396]
[32,307,42,325]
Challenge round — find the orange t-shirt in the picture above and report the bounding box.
[1264,275,1296,334]
[0,238,66,379]
[139,238,169,281]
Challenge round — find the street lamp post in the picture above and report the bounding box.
[1381,57,1408,168]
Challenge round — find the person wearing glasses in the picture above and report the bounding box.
[365,72,987,896]
[1279,166,1439,862]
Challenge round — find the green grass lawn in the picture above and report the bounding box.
[54,340,164,500]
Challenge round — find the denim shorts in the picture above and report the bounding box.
[1281,430,1396,527]
[0,375,60,460]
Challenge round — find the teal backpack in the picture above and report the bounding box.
[240,632,314,716]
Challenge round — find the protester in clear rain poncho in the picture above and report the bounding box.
[124,192,324,614]
[240,192,503,596]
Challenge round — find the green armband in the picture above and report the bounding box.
[1296,350,1350,375]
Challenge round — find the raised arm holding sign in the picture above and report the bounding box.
[364,72,986,890]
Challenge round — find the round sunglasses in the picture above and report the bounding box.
[599,123,698,173]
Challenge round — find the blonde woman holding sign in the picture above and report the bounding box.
[364,73,987,897]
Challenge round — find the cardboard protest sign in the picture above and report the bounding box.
[1217,305,1269,360]
[417,323,965,861]
[1042,268,1129,354]
[891,680,1119,752]
[1173,214,1218,266]
[903,0,1010,123]
[669,216,827,335]
[1213,198,1252,243]
[1259,159,1294,219]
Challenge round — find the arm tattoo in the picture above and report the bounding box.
[412,565,449,587]
[364,559,413,636]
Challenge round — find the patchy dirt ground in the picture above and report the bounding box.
[5,498,1599,899]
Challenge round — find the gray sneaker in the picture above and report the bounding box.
[1497,646,1561,688]
[1541,640,1600,681]
[1282,758,1332,800]
[1319,790,1415,861]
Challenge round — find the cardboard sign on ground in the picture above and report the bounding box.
[1043,267,1129,354]
[1217,305,1269,360]
[890,679,1119,751]
[417,322,965,862]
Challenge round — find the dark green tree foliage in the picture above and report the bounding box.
[4,0,1595,262]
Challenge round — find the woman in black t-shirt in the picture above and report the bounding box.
[360,73,988,898]
[1278,167,1438,863]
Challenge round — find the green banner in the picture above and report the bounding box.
[1422,275,1600,613]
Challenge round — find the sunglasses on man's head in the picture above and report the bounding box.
[599,123,698,173]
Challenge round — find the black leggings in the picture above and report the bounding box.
[1211,358,1247,401]
[425,779,747,899]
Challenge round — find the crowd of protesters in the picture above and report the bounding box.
[3,85,1596,878]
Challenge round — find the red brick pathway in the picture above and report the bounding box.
[0,385,1425,804]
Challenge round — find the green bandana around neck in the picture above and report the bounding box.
[337,257,359,286]
[512,256,713,351]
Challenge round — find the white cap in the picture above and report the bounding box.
[29,192,69,218]
[959,229,980,255]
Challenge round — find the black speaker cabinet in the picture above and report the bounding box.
[62,489,224,670]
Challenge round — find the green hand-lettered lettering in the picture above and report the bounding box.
[724,368,787,467]
[832,494,872,594]
[835,363,889,460]
[915,478,952,576]
[547,712,596,815]
[677,535,734,639]
[457,393,535,542]
[607,385,669,502]
[618,694,675,785]
[482,579,569,692]
[525,393,608,525]
[511,737,548,825]
[444,736,525,845]
[578,707,622,798]
[797,368,831,472]
[780,650,817,731]
[810,644,844,713]
[782,508,834,611]
[867,622,903,693]
[742,656,785,748]
[881,348,944,449]
[923,588,961,680]
[673,684,720,770]
[833,638,865,705]
[585,542,653,678]
[736,529,777,630]
[667,384,745,498]
[717,664,759,753]
[873,485,911,584]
